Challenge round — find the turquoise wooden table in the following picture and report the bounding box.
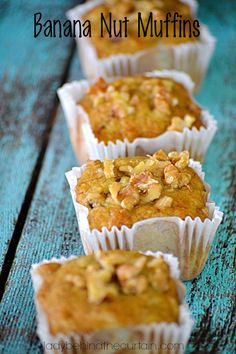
[0,1,235,353]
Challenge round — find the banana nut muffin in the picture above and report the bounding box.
[79,75,203,144]
[75,150,209,231]
[84,0,198,58]
[36,250,180,335]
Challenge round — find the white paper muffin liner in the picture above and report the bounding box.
[67,0,215,88]
[66,159,223,281]
[58,70,217,164]
[31,252,193,354]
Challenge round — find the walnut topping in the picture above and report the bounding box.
[116,255,148,295]
[153,149,168,161]
[116,263,141,282]
[122,275,148,295]
[147,256,170,291]
[130,94,139,105]
[155,196,173,209]
[168,114,196,132]
[86,268,118,304]
[65,274,86,288]
[172,97,179,106]
[168,151,181,163]
[148,268,169,292]
[163,151,191,188]
[175,151,189,170]
[109,182,121,204]
[141,183,162,203]
[178,173,192,187]
[77,149,193,214]
[116,256,146,283]
[164,164,179,186]
[130,172,158,191]
[119,165,133,174]
[120,195,139,210]
[133,160,155,174]
[153,94,171,114]
[167,116,185,132]
[95,250,127,271]
[184,114,196,128]
[71,252,173,304]
[119,185,140,210]
[104,159,115,178]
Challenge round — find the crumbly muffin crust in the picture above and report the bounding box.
[37,250,179,335]
[84,0,198,58]
[79,76,203,144]
[75,150,209,231]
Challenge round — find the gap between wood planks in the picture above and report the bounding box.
[0,44,76,302]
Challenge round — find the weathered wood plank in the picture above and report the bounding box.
[185,1,236,353]
[0,55,84,353]
[0,0,235,353]
[0,0,78,274]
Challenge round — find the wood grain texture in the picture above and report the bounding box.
[0,0,235,353]
[0,0,78,273]
[0,56,84,353]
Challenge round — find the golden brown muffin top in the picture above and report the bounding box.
[37,250,179,335]
[84,0,198,58]
[79,76,202,144]
[75,150,209,231]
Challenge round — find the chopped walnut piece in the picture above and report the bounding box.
[141,183,162,203]
[133,159,155,174]
[65,274,86,288]
[167,116,185,132]
[130,95,139,105]
[86,269,118,304]
[168,151,181,163]
[155,196,173,209]
[175,151,189,170]
[130,171,158,191]
[109,182,121,204]
[184,114,196,128]
[153,149,168,161]
[172,97,179,106]
[120,176,130,186]
[154,160,172,171]
[178,173,192,187]
[104,159,115,178]
[121,196,138,210]
[148,268,169,292]
[116,263,141,282]
[127,106,135,115]
[119,165,133,174]
[130,171,150,188]
[164,164,179,186]
[122,275,148,295]
[147,257,165,268]
[119,184,140,210]
[95,251,127,271]
[116,256,146,283]
[134,256,147,270]
[153,94,170,114]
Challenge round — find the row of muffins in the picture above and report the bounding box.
[31,1,222,353]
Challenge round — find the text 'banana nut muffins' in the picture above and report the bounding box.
[66,150,223,280]
[58,71,217,163]
[31,250,193,354]
[67,0,215,86]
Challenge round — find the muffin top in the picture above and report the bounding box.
[37,250,179,335]
[79,76,203,144]
[75,150,209,231]
[84,0,198,58]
